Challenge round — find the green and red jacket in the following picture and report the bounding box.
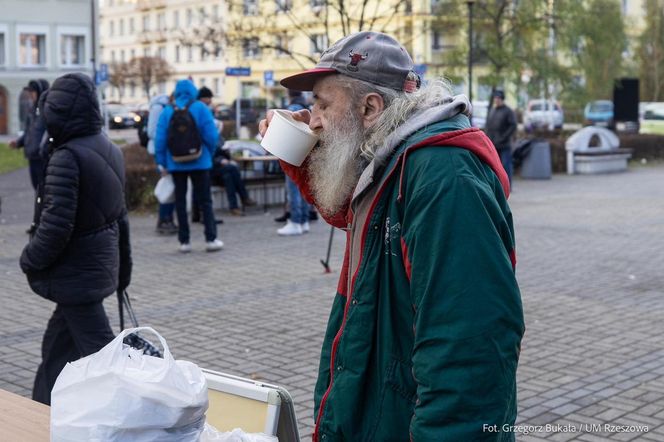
[282,113,525,441]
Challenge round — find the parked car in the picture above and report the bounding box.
[584,100,614,128]
[640,102,664,135]
[523,99,564,131]
[106,104,141,129]
[470,100,489,129]
[214,104,233,121]
[228,98,275,125]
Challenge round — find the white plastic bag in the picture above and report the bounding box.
[200,424,278,442]
[51,327,208,442]
[154,174,175,204]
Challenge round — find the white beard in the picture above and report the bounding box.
[307,112,366,217]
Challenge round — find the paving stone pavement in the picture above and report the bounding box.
[1,164,664,440]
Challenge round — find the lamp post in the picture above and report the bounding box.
[467,0,475,103]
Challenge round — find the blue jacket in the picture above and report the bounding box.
[155,79,218,171]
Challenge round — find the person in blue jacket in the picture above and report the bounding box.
[154,79,223,253]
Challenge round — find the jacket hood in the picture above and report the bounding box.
[40,73,102,147]
[173,79,198,107]
[28,79,50,109]
[352,94,472,200]
[150,93,170,107]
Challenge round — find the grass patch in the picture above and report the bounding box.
[0,143,28,174]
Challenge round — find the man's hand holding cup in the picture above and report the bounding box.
[259,109,317,167]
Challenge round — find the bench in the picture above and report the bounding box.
[566,127,633,174]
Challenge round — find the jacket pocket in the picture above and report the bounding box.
[386,357,417,404]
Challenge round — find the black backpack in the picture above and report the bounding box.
[167,100,202,162]
[137,117,149,148]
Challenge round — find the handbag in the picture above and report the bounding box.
[154,174,175,204]
[117,290,163,358]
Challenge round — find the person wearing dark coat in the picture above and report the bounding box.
[485,89,517,183]
[19,73,132,405]
[10,79,50,190]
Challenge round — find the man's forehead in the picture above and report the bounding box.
[312,75,344,98]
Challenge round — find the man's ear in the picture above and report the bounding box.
[361,93,384,128]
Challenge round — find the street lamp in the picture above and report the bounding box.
[467,0,475,103]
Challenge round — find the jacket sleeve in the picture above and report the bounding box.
[117,209,132,291]
[20,148,79,272]
[196,104,219,157]
[503,109,517,145]
[154,107,170,169]
[402,169,524,440]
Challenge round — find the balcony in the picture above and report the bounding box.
[136,0,166,11]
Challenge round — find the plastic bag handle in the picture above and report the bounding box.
[117,327,173,362]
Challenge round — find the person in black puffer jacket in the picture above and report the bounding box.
[19,73,132,405]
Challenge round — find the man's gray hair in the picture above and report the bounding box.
[332,75,454,159]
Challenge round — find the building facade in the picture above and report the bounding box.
[99,0,451,106]
[0,0,94,135]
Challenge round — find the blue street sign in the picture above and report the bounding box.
[100,63,109,82]
[264,70,274,87]
[225,67,251,76]
[413,64,427,77]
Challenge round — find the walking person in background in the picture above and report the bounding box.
[155,79,223,253]
[19,73,132,405]
[147,93,177,235]
[485,89,517,184]
[277,89,312,236]
[260,32,523,440]
[10,79,50,233]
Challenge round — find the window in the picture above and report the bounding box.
[242,38,260,58]
[244,0,258,15]
[111,50,116,62]
[0,32,5,66]
[310,0,325,9]
[200,77,206,86]
[187,45,193,62]
[213,5,220,19]
[130,49,135,60]
[109,21,115,37]
[119,19,124,36]
[129,18,135,34]
[187,9,193,26]
[276,0,292,12]
[432,31,442,51]
[19,33,47,67]
[130,81,136,98]
[157,13,166,31]
[199,7,205,24]
[175,45,181,62]
[174,10,180,28]
[310,34,328,55]
[158,46,166,59]
[60,35,85,66]
[143,15,150,32]
[275,35,289,58]
[143,47,150,57]
[201,47,207,61]
[120,49,125,62]
[214,78,221,95]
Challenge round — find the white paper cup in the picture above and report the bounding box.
[260,109,318,166]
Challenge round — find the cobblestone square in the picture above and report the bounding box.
[1,164,663,440]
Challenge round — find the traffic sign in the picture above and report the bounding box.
[225,67,251,76]
[413,64,427,77]
[264,70,274,87]
[95,63,109,86]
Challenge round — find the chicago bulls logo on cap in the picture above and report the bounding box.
[347,50,368,72]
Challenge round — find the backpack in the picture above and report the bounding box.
[166,100,203,163]
[137,117,149,148]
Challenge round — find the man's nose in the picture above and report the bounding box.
[309,112,322,133]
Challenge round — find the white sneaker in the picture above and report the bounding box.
[302,221,310,233]
[206,239,224,252]
[179,243,192,253]
[277,220,303,236]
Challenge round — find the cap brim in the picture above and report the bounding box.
[280,68,337,91]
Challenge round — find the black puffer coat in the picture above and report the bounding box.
[20,73,132,305]
[16,79,49,160]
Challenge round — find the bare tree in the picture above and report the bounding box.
[179,0,413,69]
[127,56,174,99]
[108,61,131,103]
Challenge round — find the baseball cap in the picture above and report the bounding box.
[280,31,420,93]
[493,89,505,99]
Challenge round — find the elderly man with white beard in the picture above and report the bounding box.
[259,32,525,441]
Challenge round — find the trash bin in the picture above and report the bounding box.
[520,140,552,179]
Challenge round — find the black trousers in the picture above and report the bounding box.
[172,169,217,244]
[33,302,115,405]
